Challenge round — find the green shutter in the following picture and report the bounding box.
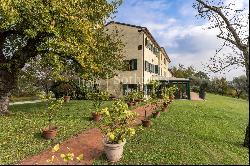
[131,59,137,70]
[155,65,158,74]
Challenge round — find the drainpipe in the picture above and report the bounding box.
[142,32,145,95]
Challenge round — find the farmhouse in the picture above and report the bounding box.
[98,21,190,99]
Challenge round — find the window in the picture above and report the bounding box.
[123,59,137,71]
[138,45,142,50]
[155,65,159,74]
[123,84,138,95]
[164,58,166,65]
[130,59,137,70]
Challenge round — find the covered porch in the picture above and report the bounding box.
[150,76,191,100]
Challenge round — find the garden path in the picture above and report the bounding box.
[19,103,158,165]
[190,92,203,101]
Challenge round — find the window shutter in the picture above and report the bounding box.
[155,65,158,74]
[134,59,137,70]
[131,59,137,70]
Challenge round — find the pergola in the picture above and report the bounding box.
[151,76,191,100]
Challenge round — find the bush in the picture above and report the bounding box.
[191,86,200,93]
[50,81,75,99]
[50,81,91,100]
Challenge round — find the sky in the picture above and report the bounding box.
[112,0,249,81]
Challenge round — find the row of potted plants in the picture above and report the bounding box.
[41,85,178,163]
[141,85,178,128]
[125,90,144,107]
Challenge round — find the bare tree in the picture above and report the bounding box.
[193,0,249,148]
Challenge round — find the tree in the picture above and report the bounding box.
[230,75,247,98]
[170,64,196,78]
[193,0,249,147]
[0,0,123,115]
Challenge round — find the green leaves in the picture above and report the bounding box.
[99,100,138,144]
[1,0,124,86]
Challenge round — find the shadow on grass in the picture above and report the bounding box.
[94,153,118,165]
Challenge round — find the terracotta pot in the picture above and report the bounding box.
[64,96,71,102]
[142,119,151,127]
[152,111,160,118]
[127,102,134,107]
[139,99,144,102]
[133,101,137,106]
[42,126,58,140]
[163,102,168,107]
[162,106,168,112]
[103,140,126,162]
[135,99,141,103]
[169,95,174,101]
[92,112,101,122]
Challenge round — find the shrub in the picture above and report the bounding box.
[99,100,138,144]
[87,90,110,114]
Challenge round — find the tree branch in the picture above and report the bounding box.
[196,0,248,50]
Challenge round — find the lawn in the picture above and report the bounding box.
[94,93,249,165]
[0,100,112,165]
[0,99,146,165]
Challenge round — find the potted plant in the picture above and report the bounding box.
[124,91,135,107]
[130,90,138,106]
[59,83,72,102]
[141,110,151,127]
[135,91,144,102]
[87,91,110,122]
[92,111,102,122]
[99,100,138,162]
[38,91,64,140]
[161,87,170,112]
[168,85,177,102]
[152,110,161,118]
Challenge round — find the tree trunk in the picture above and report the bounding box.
[244,123,249,148]
[0,70,16,115]
[243,49,249,148]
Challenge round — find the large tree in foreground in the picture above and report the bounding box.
[0,0,123,115]
[193,0,249,147]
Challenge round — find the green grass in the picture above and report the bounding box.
[9,96,40,102]
[0,100,112,165]
[94,93,249,165]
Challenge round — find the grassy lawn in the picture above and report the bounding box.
[0,100,112,165]
[94,93,249,165]
[9,96,40,102]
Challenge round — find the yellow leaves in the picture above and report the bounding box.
[48,144,84,163]
[60,153,74,162]
[76,154,84,161]
[100,107,110,116]
[52,144,60,152]
[128,128,136,136]
[107,132,115,141]
[46,155,56,164]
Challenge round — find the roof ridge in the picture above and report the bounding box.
[105,21,146,29]
[105,21,171,62]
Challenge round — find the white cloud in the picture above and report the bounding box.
[115,0,248,80]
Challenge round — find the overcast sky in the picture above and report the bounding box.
[113,0,249,81]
